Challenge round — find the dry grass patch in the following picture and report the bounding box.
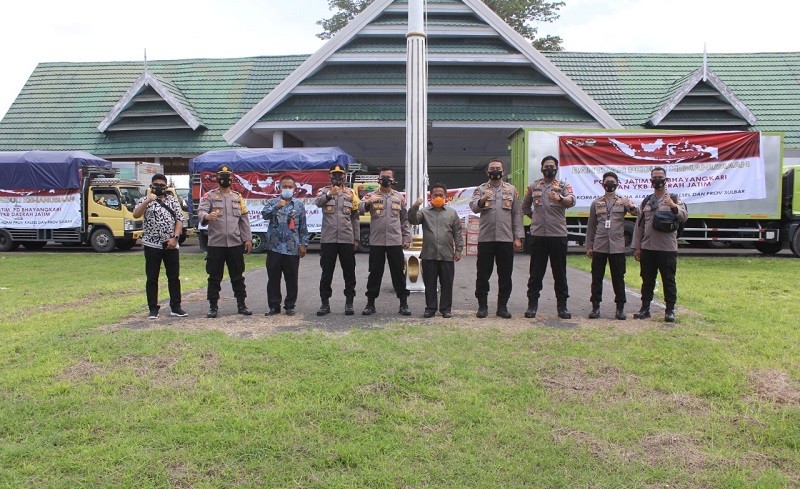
[749,369,800,406]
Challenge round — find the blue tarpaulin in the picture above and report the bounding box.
[0,151,111,190]
[189,147,356,173]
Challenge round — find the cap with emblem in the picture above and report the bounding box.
[217,165,233,175]
[329,164,346,174]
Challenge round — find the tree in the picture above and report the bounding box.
[317,0,565,51]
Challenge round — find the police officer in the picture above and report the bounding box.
[315,164,360,316]
[197,165,253,318]
[631,167,688,323]
[469,159,524,319]
[359,167,412,316]
[585,171,638,320]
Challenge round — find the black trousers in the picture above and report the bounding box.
[422,259,455,313]
[319,243,357,300]
[590,252,627,304]
[266,251,300,309]
[206,244,247,302]
[527,236,569,304]
[640,249,678,307]
[366,245,409,300]
[475,241,514,303]
[144,246,181,309]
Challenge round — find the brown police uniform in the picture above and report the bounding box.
[468,181,524,307]
[359,190,411,301]
[315,185,361,303]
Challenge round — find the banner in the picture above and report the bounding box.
[558,132,765,205]
[0,189,82,228]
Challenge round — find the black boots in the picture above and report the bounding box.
[557,303,572,319]
[496,302,511,319]
[207,301,218,318]
[633,303,651,319]
[317,299,331,316]
[398,298,411,316]
[237,299,252,316]
[588,302,601,319]
[362,300,376,316]
[665,304,676,323]
[615,304,626,321]
[476,297,488,318]
[345,298,354,316]
[524,300,538,319]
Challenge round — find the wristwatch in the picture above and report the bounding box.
[173,234,180,240]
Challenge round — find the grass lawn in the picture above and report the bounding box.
[0,252,798,488]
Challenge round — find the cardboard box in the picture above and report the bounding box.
[466,234,479,244]
[466,244,479,256]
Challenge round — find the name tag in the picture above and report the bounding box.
[605,220,611,229]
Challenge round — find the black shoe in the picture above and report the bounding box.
[633,307,651,319]
[423,310,435,318]
[207,307,218,319]
[557,308,572,319]
[496,306,512,319]
[317,302,331,316]
[345,301,354,316]
[237,303,252,316]
[170,307,188,317]
[524,302,538,319]
[362,302,376,315]
[265,307,280,316]
[285,308,296,316]
[398,304,411,316]
[665,309,676,323]
[588,303,600,319]
[476,307,488,318]
[148,306,160,319]
[615,306,626,321]
[441,311,452,318]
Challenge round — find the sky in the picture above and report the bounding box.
[0,0,795,121]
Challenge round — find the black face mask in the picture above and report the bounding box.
[488,170,503,181]
[330,177,344,186]
[603,182,618,193]
[542,168,558,179]
[218,176,232,188]
[651,178,666,190]
[152,184,166,196]
[379,176,393,188]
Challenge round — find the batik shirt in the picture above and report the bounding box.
[136,195,182,249]
[261,198,309,255]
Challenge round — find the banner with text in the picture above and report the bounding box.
[0,189,82,228]
[558,131,765,205]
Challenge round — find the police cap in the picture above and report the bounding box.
[329,164,346,175]
[217,165,233,175]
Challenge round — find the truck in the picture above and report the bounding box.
[509,129,800,257]
[0,151,144,252]
[189,147,356,253]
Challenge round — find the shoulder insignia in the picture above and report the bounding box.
[564,183,574,194]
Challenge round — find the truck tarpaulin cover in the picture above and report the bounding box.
[558,132,765,204]
[189,147,356,173]
[0,151,111,190]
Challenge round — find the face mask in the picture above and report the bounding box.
[651,178,666,190]
[379,176,393,188]
[431,196,445,208]
[152,184,166,196]
[330,177,344,186]
[280,188,294,200]
[488,170,503,181]
[218,177,232,188]
[603,182,618,193]
[542,168,558,179]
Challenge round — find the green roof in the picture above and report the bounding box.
[301,65,555,87]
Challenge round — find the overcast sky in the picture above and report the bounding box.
[0,0,793,120]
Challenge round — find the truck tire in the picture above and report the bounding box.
[0,230,18,252]
[90,228,116,253]
[358,227,371,253]
[198,232,208,252]
[623,220,635,254]
[21,241,47,250]
[754,241,782,255]
[790,226,800,258]
[251,232,267,254]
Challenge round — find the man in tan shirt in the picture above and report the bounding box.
[631,167,688,323]
[585,171,638,320]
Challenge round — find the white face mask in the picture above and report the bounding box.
[281,189,294,199]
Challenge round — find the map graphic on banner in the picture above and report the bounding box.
[558,132,765,205]
[0,189,82,228]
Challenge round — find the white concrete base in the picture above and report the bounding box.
[403,249,425,292]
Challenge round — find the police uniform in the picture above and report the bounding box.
[468,181,524,314]
[585,193,638,315]
[315,168,361,314]
[631,192,688,320]
[197,168,252,316]
[358,188,411,311]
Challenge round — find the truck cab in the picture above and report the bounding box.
[83,171,145,251]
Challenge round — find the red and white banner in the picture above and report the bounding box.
[0,188,82,228]
[558,132,765,204]
[199,170,330,232]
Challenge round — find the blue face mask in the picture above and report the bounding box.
[281,189,294,200]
